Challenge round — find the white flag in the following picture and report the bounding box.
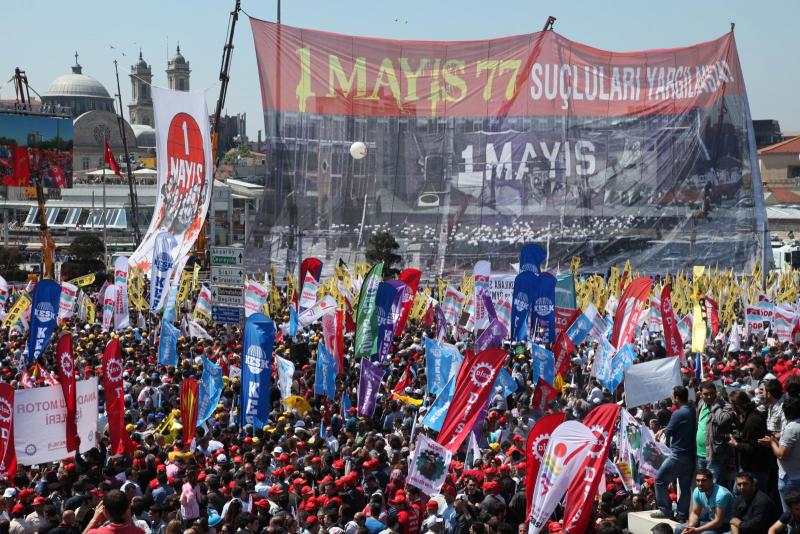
[275,355,295,400]
[298,296,337,326]
[407,434,453,496]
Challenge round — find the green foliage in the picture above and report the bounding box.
[365,231,402,277]
[0,247,29,281]
[61,234,105,280]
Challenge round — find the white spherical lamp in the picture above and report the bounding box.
[350,141,367,160]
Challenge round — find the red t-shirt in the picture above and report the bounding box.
[86,521,145,534]
[398,508,420,534]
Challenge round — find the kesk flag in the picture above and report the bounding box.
[563,403,621,533]
[660,284,683,358]
[525,413,566,516]
[57,281,78,321]
[240,313,276,427]
[530,272,556,343]
[149,231,178,312]
[528,421,595,533]
[395,268,422,336]
[129,87,214,272]
[407,434,453,495]
[610,277,653,349]
[437,348,506,452]
[197,356,223,426]
[113,256,130,330]
[357,358,384,417]
[180,378,200,444]
[0,383,16,479]
[102,338,137,455]
[55,333,79,452]
[374,280,407,362]
[520,244,547,273]
[531,344,556,386]
[27,280,61,365]
[511,271,536,342]
[354,263,383,359]
[158,321,180,366]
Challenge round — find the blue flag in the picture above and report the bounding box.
[240,313,276,428]
[341,391,353,419]
[289,306,298,337]
[422,374,456,432]
[158,321,180,366]
[511,271,536,342]
[27,280,61,365]
[425,338,462,396]
[530,272,556,344]
[532,344,555,386]
[601,343,637,393]
[566,312,593,346]
[695,351,702,382]
[163,285,179,323]
[197,356,223,426]
[519,243,546,274]
[315,343,337,400]
[495,368,518,397]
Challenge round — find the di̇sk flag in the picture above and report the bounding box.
[56,333,79,452]
[103,338,137,455]
[562,403,621,534]
[0,383,16,479]
[610,277,653,349]
[525,413,566,517]
[395,268,422,336]
[660,284,683,359]
[437,348,506,453]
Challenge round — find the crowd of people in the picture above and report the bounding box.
[2,281,800,534]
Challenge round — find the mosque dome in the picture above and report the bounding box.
[45,63,111,99]
[131,124,156,148]
[169,45,188,67]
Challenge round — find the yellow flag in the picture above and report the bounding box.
[3,293,31,327]
[177,271,192,303]
[86,300,96,324]
[68,273,96,287]
[691,301,706,353]
[192,263,201,292]
[282,395,312,415]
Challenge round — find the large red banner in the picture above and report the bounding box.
[610,277,654,349]
[660,284,683,359]
[0,383,16,479]
[251,19,743,118]
[437,348,506,452]
[525,412,566,517]
[56,333,80,453]
[180,378,200,445]
[103,339,137,455]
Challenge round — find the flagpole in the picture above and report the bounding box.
[102,137,108,264]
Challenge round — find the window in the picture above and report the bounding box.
[789,166,800,179]
[82,157,90,170]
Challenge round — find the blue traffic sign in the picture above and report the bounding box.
[212,305,243,324]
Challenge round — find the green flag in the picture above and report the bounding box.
[354,262,383,359]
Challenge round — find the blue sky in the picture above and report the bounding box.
[1,0,797,139]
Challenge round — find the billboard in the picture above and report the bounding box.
[246,20,767,276]
[0,112,73,188]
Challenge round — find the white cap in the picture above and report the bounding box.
[3,488,17,498]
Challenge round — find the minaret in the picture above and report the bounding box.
[128,50,153,126]
[166,44,190,91]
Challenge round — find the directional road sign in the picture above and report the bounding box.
[211,266,244,286]
[211,285,244,306]
[210,247,244,266]
[212,305,243,324]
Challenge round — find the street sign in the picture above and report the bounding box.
[210,247,244,266]
[211,285,244,306]
[211,266,244,286]
[212,305,243,324]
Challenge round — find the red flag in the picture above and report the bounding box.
[103,338,137,455]
[12,147,30,187]
[660,285,683,359]
[56,333,80,452]
[295,258,323,310]
[422,302,435,327]
[525,412,566,517]
[610,277,653,349]
[437,348,506,452]
[344,298,356,334]
[532,378,559,413]
[0,383,17,480]
[392,365,413,394]
[705,296,719,337]
[104,139,122,176]
[334,310,345,373]
[562,403,620,533]
[180,378,200,444]
[555,307,579,340]
[395,269,422,336]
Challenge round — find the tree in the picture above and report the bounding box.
[0,247,28,281]
[61,234,106,280]
[365,231,402,277]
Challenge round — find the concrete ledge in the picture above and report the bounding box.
[627,511,681,534]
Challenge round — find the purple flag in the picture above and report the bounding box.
[435,304,447,343]
[481,291,497,321]
[475,317,508,353]
[358,358,385,417]
[374,280,407,362]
